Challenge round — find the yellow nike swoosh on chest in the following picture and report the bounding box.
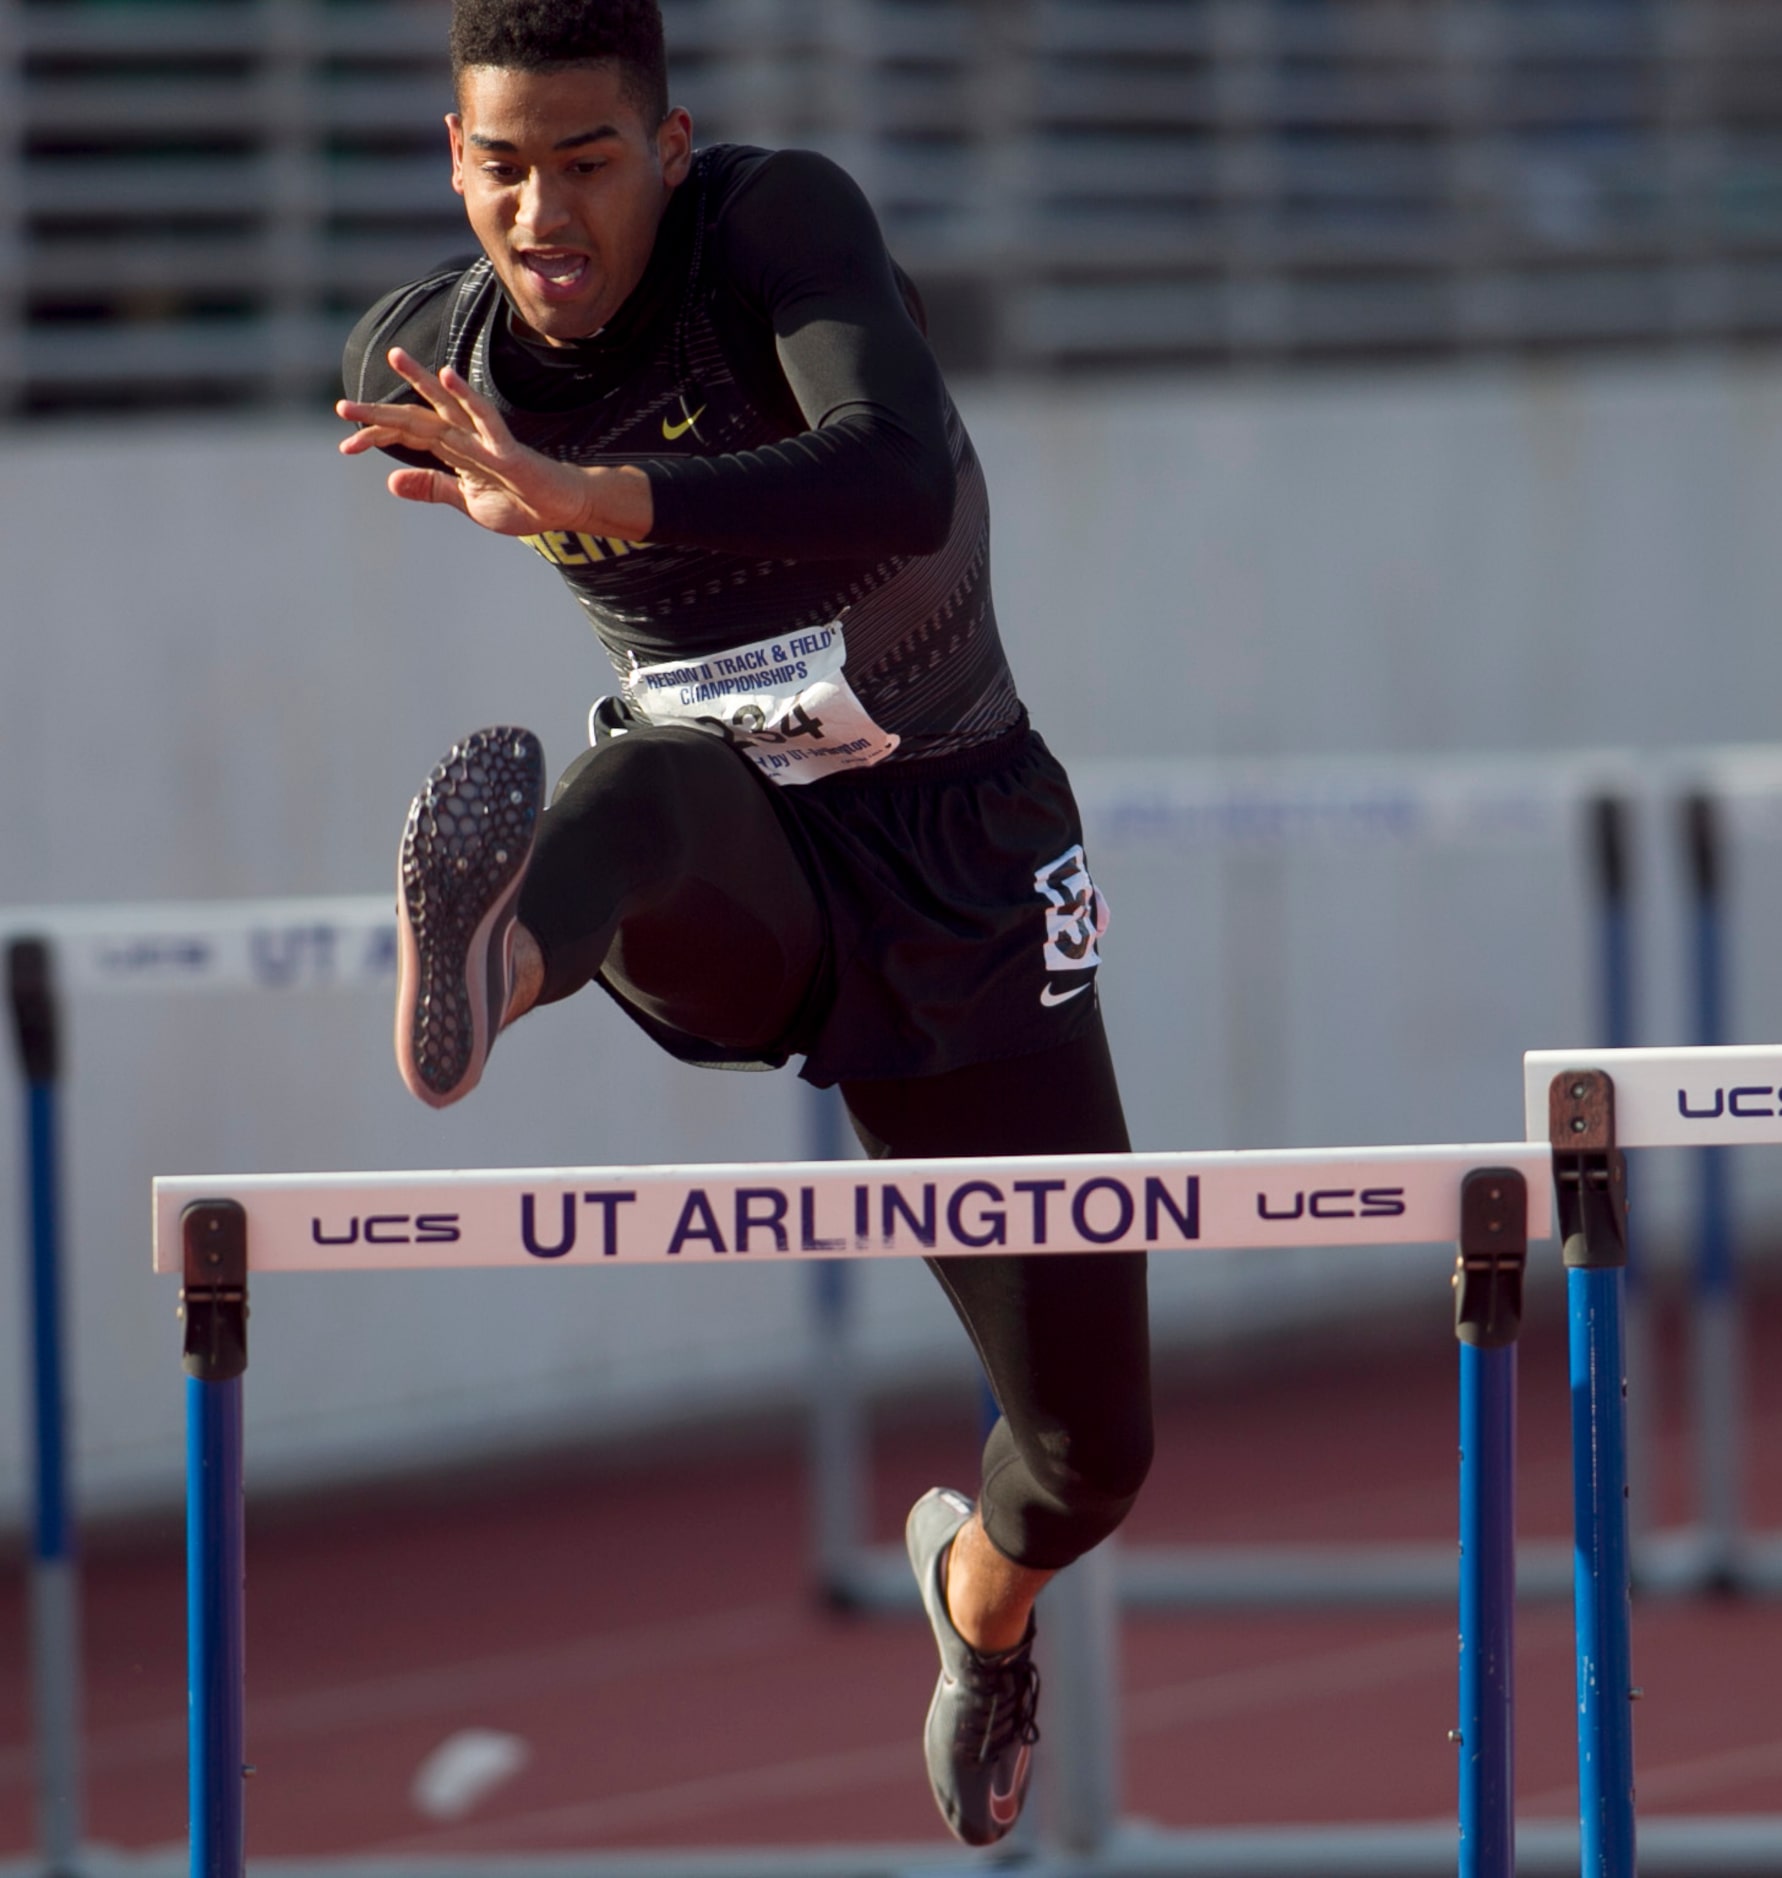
[661,407,706,441]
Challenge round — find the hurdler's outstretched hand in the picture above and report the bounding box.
[337,346,653,542]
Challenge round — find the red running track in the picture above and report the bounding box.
[5,1282,1782,1857]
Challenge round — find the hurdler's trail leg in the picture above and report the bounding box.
[182,1198,249,1878]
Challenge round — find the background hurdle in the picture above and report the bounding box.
[6,941,81,1877]
[1608,758,1782,1599]
[157,1143,1544,1878]
[1629,778,1782,1599]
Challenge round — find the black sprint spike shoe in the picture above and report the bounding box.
[394,726,544,1108]
[905,1486,1042,1847]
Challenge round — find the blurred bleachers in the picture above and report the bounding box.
[5,0,1782,418]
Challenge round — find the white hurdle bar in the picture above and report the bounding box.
[153,1145,1553,1274]
[159,1143,1546,1878]
[1523,1044,1782,1155]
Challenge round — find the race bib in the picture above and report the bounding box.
[619,622,900,786]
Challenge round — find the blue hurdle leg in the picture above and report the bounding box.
[1569,1264,1637,1878]
[181,1198,250,1878]
[187,1374,246,1878]
[1549,1068,1637,1878]
[1453,1168,1527,1878]
[1685,792,1741,1582]
[1458,1341,1516,1878]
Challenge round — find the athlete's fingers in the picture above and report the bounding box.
[336,394,439,431]
[338,420,431,457]
[374,370,516,493]
[337,410,413,451]
[340,374,513,485]
[438,365,513,454]
[387,466,470,513]
[347,409,496,483]
[337,407,462,469]
[386,347,480,432]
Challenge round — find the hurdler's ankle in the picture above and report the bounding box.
[943,1511,1051,1656]
[504,924,545,1025]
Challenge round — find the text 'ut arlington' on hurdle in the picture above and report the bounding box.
[307,1170,1215,1260]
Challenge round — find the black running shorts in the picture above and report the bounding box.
[602,717,1113,1089]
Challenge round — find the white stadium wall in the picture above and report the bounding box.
[4,348,1782,1524]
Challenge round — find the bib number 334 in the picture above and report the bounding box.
[623,621,899,786]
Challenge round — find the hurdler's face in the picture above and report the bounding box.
[448,62,693,344]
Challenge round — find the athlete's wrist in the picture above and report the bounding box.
[573,463,654,543]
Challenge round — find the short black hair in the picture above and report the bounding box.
[449,0,669,123]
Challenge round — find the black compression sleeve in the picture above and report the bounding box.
[339,267,468,472]
[642,151,958,561]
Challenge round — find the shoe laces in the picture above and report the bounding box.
[963,1637,1042,1765]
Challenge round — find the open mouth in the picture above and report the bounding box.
[518,251,591,301]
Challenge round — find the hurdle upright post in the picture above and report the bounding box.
[7,937,84,1878]
[1682,791,1741,1586]
[1550,1070,1637,1878]
[181,1198,249,1878]
[1587,794,1654,1563]
[1037,1537,1121,1858]
[802,1087,871,1606]
[1453,1166,1528,1878]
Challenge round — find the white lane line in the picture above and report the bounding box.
[1126,1606,1575,1734]
[368,1619,1545,1853]
[1523,1732,1782,1814]
[1176,1445,1579,1544]
[0,1600,803,1788]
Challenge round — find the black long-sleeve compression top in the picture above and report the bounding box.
[343,144,1020,766]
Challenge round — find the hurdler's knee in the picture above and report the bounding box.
[542,727,744,870]
[1035,1417,1154,1531]
[550,723,722,813]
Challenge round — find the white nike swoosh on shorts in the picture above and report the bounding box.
[1040,982,1090,1008]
